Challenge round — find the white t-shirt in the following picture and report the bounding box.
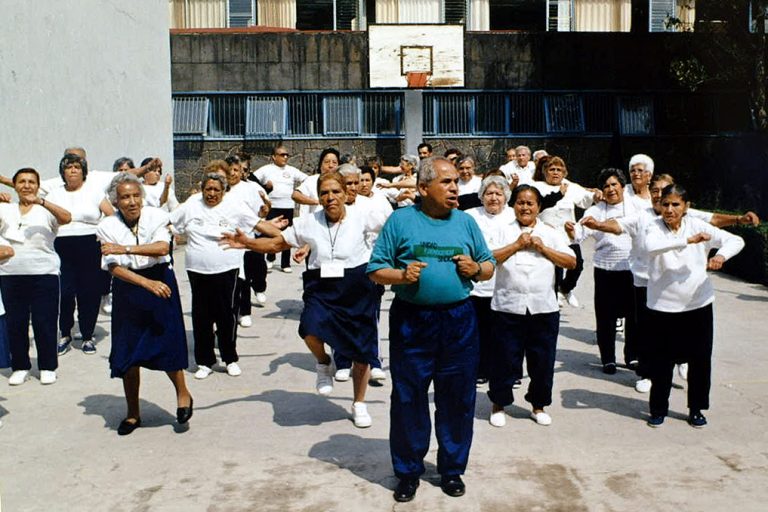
[0,203,60,275]
[96,207,171,271]
[143,181,180,211]
[458,176,482,196]
[645,216,744,313]
[41,170,115,197]
[45,181,107,237]
[226,180,267,217]
[624,185,652,206]
[534,179,594,230]
[296,174,320,217]
[347,195,392,257]
[282,208,385,270]
[466,205,516,298]
[170,194,261,274]
[254,163,307,209]
[499,161,535,185]
[491,219,575,315]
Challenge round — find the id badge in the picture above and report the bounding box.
[320,261,345,278]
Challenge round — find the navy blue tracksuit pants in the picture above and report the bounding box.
[389,297,479,479]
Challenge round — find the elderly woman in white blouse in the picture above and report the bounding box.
[643,184,744,429]
[47,153,114,356]
[466,175,515,385]
[97,173,192,435]
[487,185,576,427]
[221,171,386,429]
[0,168,71,386]
[566,168,645,376]
[170,173,276,380]
[139,157,179,212]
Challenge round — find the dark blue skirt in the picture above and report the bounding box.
[109,264,189,378]
[299,263,378,364]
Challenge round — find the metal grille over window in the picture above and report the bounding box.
[229,0,255,27]
[172,97,209,136]
[619,96,654,135]
[209,96,246,138]
[363,94,402,135]
[544,94,585,133]
[246,96,286,137]
[324,95,361,136]
[650,0,677,32]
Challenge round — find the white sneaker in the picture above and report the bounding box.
[557,292,565,308]
[635,378,652,393]
[195,365,213,380]
[615,318,624,333]
[281,267,293,274]
[255,292,267,306]
[101,293,113,314]
[9,370,29,386]
[351,402,372,428]
[678,363,688,381]
[489,410,506,427]
[370,367,387,381]
[315,363,334,395]
[226,362,242,377]
[40,370,57,385]
[530,411,552,426]
[334,368,351,382]
[566,291,581,308]
[238,315,253,328]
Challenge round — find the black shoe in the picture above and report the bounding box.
[647,415,665,428]
[177,397,194,424]
[688,410,707,428]
[602,363,617,375]
[393,477,419,502]
[117,418,141,436]
[440,475,466,497]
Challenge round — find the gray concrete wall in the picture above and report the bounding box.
[0,0,174,178]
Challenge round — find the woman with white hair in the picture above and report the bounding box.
[626,154,654,203]
[97,173,192,435]
[466,175,515,385]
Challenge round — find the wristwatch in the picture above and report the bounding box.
[125,246,132,254]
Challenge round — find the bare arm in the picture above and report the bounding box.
[493,234,529,265]
[369,261,428,285]
[378,165,403,175]
[101,240,170,257]
[109,264,172,299]
[31,197,71,225]
[291,189,319,206]
[159,175,172,207]
[99,198,114,216]
[531,237,577,270]
[710,211,760,228]
[220,229,292,254]
[0,245,14,262]
[0,175,12,188]
[580,216,622,235]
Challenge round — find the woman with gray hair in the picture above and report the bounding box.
[457,156,482,210]
[97,173,191,435]
[466,175,515,385]
[169,173,269,380]
[378,154,419,208]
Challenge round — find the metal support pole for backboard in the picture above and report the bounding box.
[404,90,423,156]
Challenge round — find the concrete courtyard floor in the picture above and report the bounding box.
[1,244,767,512]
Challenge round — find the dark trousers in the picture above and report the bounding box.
[648,304,713,416]
[633,286,651,378]
[594,268,637,365]
[237,250,268,317]
[470,295,495,380]
[266,207,294,268]
[556,243,583,294]
[187,269,239,367]
[1,274,59,371]
[488,310,559,409]
[55,235,103,340]
[389,298,479,479]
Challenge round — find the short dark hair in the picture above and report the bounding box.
[359,166,375,181]
[140,157,154,168]
[59,153,88,182]
[660,183,689,202]
[112,157,135,173]
[417,143,432,153]
[13,168,40,185]
[510,184,543,206]
[316,148,341,173]
[597,168,627,188]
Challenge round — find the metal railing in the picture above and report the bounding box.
[173,89,752,140]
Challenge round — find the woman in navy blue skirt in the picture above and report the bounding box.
[221,171,387,428]
[97,174,192,436]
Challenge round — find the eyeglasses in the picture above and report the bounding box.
[276,153,290,157]
[629,169,646,174]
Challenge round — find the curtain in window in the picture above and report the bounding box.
[676,0,695,30]
[468,0,489,31]
[574,0,630,32]
[258,0,297,28]
[376,0,442,23]
[169,0,227,28]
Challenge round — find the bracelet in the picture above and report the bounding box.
[40,198,45,207]
[471,262,483,281]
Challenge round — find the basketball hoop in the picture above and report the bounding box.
[406,71,430,88]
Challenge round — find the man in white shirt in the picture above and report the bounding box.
[499,145,535,185]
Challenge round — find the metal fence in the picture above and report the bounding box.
[173,90,752,140]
